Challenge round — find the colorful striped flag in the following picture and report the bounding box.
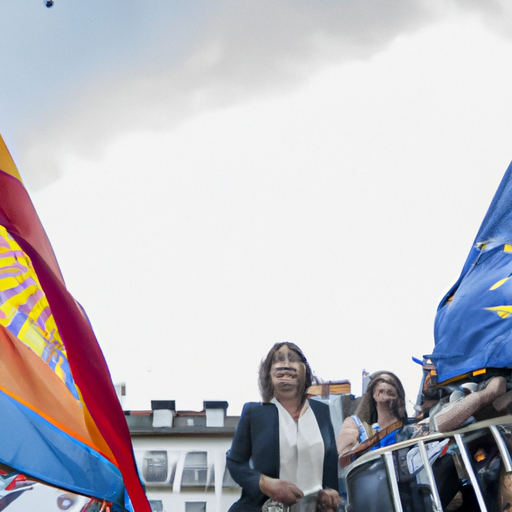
[0,135,150,512]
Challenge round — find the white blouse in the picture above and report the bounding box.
[271,398,325,495]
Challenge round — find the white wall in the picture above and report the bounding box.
[132,435,241,512]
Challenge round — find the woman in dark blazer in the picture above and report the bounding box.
[226,342,339,512]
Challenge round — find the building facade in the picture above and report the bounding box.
[126,400,241,512]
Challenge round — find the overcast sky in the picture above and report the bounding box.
[3,1,512,415]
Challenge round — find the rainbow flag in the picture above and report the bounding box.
[0,135,150,512]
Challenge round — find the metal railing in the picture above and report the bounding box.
[340,415,512,512]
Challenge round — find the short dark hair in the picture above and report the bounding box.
[258,342,315,403]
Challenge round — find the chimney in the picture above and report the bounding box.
[151,400,176,428]
[114,382,126,409]
[203,401,229,427]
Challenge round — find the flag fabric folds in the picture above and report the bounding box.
[0,135,150,512]
[428,161,512,383]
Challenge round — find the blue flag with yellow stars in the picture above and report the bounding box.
[428,161,512,383]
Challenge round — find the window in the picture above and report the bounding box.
[182,451,208,487]
[185,502,206,512]
[143,451,168,483]
[148,500,164,512]
[223,466,239,488]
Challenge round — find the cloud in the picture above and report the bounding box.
[9,0,499,188]
[451,0,512,35]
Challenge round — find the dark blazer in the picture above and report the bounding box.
[226,400,338,512]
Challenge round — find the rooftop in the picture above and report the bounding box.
[125,400,239,436]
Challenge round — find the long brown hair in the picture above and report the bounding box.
[355,371,407,425]
[258,342,315,403]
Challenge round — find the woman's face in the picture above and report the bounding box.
[372,377,398,404]
[270,345,306,403]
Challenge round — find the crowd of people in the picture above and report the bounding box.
[225,341,512,512]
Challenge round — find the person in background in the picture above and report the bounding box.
[226,342,340,512]
[337,371,407,456]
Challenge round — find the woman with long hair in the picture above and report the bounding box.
[226,342,339,512]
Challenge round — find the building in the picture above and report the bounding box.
[126,400,241,512]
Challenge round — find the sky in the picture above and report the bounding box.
[2,1,512,416]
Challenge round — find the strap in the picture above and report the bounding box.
[350,415,368,442]
[339,420,403,468]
